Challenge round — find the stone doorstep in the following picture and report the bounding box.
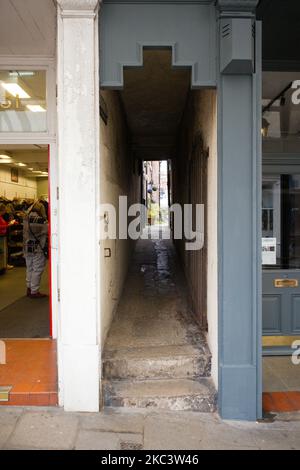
[103,353,211,381]
[103,377,217,412]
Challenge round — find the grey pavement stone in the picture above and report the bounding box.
[197,422,258,450]
[79,408,144,434]
[0,408,23,449]
[253,430,300,450]
[275,412,300,422]
[1,407,300,450]
[201,436,258,450]
[5,411,79,450]
[144,411,266,450]
[144,411,219,450]
[225,417,300,432]
[75,430,143,450]
[75,430,121,450]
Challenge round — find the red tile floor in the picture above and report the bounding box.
[263,392,300,413]
[0,339,58,406]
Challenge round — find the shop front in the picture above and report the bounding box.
[0,0,267,421]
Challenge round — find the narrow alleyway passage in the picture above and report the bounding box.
[103,228,216,412]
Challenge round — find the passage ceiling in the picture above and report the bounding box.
[120,49,191,160]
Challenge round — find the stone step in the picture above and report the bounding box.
[103,344,211,381]
[103,378,217,412]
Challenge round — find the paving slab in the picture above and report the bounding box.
[0,408,23,449]
[1,407,300,450]
[79,408,144,434]
[253,430,300,450]
[75,430,143,450]
[143,411,244,450]
[5,411,79,450]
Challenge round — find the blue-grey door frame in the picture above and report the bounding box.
[101,0,263,421]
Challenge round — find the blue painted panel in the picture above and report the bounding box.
[100,3,216,88]
[262,295,281,333]
[292,295,300,333]
[221,75,254,365]
[220,365,257,421]
[262,270,300,335]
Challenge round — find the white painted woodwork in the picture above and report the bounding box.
[56,0,101,412]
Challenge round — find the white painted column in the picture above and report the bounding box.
[56,0,101,412]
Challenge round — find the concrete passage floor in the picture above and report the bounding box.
[105,232,206,351]
[103,230,216,411]
[0,406,300,450]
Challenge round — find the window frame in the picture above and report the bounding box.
[0,57,56,143]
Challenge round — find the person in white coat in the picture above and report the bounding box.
[23,201,48,299]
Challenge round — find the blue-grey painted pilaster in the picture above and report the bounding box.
[216,0,262,420]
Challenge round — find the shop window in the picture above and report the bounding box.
[262,72,300,145]
[262,174,300,269]
[0,70,47,133]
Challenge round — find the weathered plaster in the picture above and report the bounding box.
[56,0,101,411]
[100,90,140,346]
[57,0,100,11]
[174,90,218,389]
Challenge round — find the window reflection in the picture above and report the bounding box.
[0,70,47,132]
[262,175,300,269]
[262,72,300,151]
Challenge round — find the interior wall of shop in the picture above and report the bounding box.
[37,178,48,199]
[0,167,37,199]
[99,90,141,346]
[174,89,218,387]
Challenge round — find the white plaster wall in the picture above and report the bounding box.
[100,90,140,346]
[197,90,218,388]
[0,167,37,199]
[174,89,218,388]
